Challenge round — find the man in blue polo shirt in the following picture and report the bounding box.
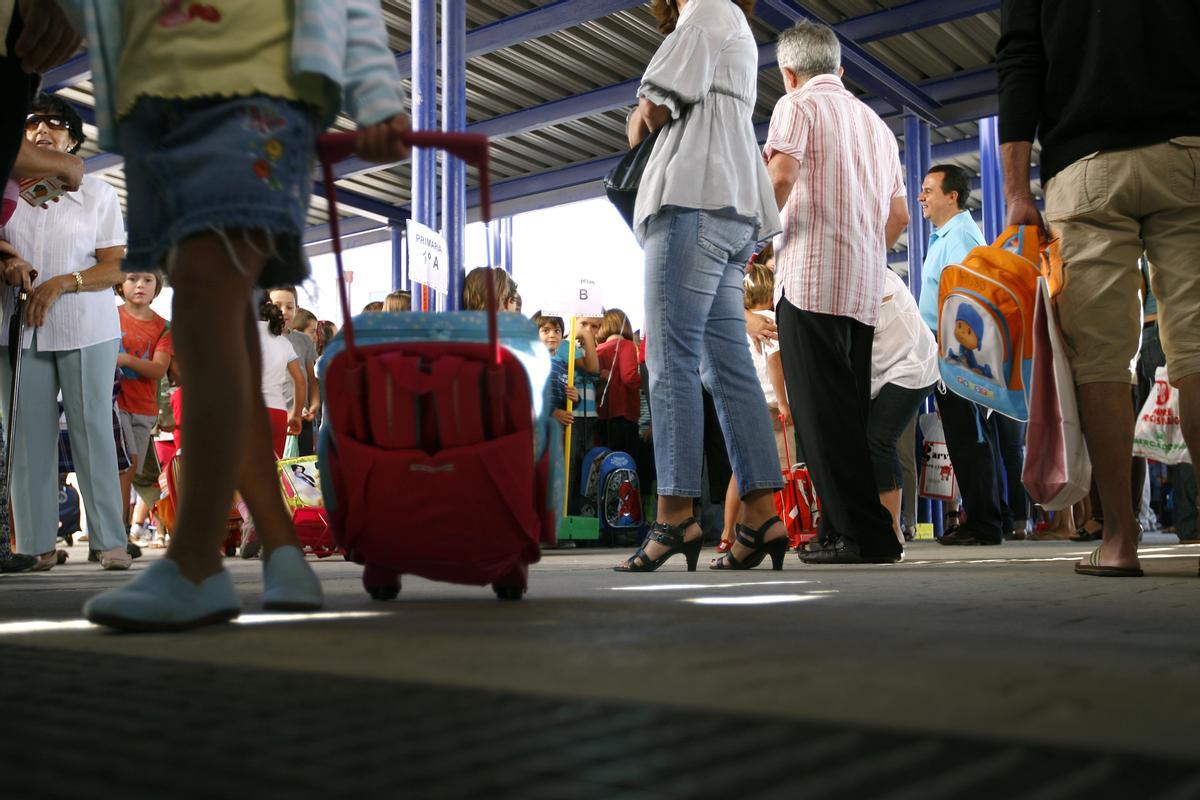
[918,164,1006,546]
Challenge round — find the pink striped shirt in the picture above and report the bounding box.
[765,75,905,326]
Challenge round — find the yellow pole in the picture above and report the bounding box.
[562,316,576,517]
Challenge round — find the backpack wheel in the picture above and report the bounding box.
[492,563,528,601]
[363,564,400,601]
[493,585,524,601]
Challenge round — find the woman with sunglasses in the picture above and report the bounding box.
[0,93,132,571]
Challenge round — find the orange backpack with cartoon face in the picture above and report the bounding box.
[936,226,1050,421]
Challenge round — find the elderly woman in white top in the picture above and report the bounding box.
[615,0,787,574]
[0,94,130,571]
[868,269,940,543]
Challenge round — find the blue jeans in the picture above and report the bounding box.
[643,207,782,498]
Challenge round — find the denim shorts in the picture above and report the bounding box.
[117,95,319,288]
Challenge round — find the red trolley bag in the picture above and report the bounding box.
[314,131,558,601]
[773,419,820,550]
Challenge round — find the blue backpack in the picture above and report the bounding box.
[578,447,611,518]
[596,451,643,533]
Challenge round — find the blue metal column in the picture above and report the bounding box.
[903,114,941,536]
[441,0,466,311]
[411,0,437,311]
[485,221,501,267]
[501,217,513,273]
[390,222,407,291]
[979,116,1004,242]
[903,115,932,293]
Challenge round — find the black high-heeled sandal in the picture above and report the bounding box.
[710,517,787,571]
[613,518,702,573]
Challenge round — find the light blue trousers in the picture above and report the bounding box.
[0,334,126,554]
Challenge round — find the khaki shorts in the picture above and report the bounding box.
[1045,138,1200,386]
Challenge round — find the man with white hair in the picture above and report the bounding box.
[765,20,910,565]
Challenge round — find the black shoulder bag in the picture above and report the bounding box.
[604,127,663,230]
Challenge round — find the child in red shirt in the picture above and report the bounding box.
[116,272,172,532]
[595,309,642,457]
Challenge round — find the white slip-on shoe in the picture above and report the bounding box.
[84,559,241,632]
[261,545,323,611]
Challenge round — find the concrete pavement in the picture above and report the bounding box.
[1,535,1198,796]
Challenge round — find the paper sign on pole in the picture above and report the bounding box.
[406,221,449,295]
[543,274,604,320]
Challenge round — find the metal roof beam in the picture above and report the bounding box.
[837,0,1000,43]
[313,184,410,223]
[755,0,943,124]
[460,123,996,215]
[43,53,91,92]
[394,0,645,79]
[470,64,994,148]
[303,215,390,246]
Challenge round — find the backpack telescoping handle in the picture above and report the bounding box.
[316,129,505,438]
[315,130,496,364]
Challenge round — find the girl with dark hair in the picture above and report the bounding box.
[235,301,303,558]
[257,300,303,458]
[315,320,337,356]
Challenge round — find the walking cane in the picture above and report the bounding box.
[1,284,34,570]
[4,286,28,500]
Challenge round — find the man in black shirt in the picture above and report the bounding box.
[997,0,1200,578]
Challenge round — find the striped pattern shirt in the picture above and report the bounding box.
[60,0,406,154]
[764,75,905,327]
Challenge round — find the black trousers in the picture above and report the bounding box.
[935,388,1005,541]
[993,415,1029,528]
[776,300,898,557]
[601,417,639,459]
[298,419,316,457]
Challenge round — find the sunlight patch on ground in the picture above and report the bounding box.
[0,611,388,636]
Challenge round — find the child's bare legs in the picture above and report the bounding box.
[234,306,301,559]
[166,231,267,584]
[119,459,137,530]
[131,495,150,527]
[720,475,740,546]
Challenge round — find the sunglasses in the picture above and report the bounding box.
[25,114,69,131]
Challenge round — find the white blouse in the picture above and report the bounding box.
[871,270,940,399]
[633,0,782,242]
[258,321,299,412]
[0,175,126,352]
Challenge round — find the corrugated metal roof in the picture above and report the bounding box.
[55,1,1026,245]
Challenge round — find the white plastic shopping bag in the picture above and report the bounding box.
[1133,367,1192,465]
[918,412,957,502]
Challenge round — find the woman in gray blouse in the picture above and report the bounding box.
[615,0,788,573]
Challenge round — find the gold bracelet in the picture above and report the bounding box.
[72,271,83,292]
